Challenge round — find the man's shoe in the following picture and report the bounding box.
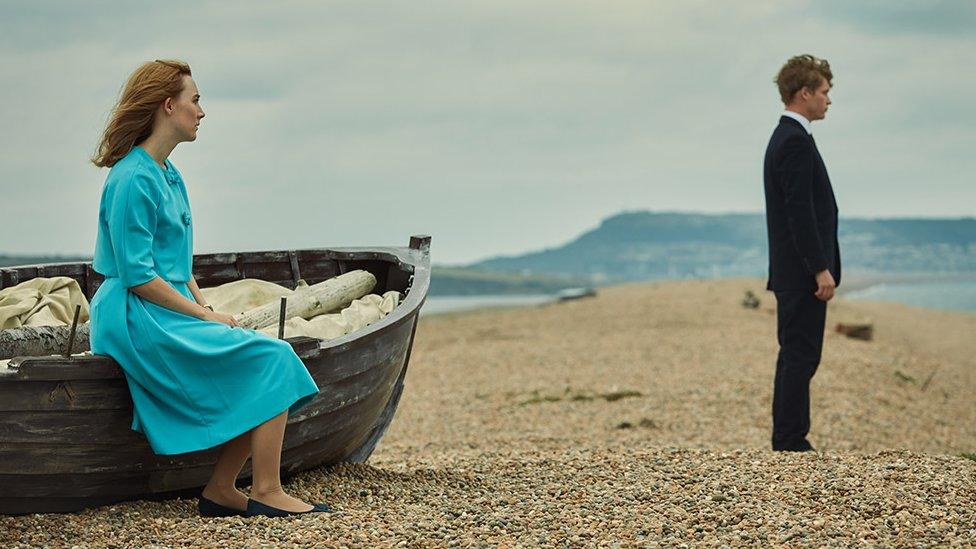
[198,495,247,517]
[773,444,816,452]
[246,498,332,518]
[772,437,815,452]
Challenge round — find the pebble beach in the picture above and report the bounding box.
[3,278,975,547]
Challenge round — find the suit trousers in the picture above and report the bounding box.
[772,290,827,450]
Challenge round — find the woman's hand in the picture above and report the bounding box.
[200,307,240,327]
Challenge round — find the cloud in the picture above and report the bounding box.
[811,0,976,35]
[0,1,973,263]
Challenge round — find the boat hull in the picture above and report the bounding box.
[0,237,430,515]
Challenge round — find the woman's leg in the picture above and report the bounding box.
[201,431,251,510]
[248,410,313,512]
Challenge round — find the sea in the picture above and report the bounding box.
[843,278,976,313]
[424,277,976,316]
[421,294,556,316]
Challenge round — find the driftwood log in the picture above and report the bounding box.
[1,270,377,360]
[234,270,376,329]
[835,322,874,341]
[0,323,90,361]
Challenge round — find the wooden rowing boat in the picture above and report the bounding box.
[0,236,430,515]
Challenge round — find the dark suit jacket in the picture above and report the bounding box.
[763,116,841,291]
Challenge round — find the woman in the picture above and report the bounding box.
[89,60,329,517]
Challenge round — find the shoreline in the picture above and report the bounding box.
[421,294,556,316]
[427,271,976,316]
[836,271,976,295]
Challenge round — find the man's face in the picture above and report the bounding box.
[806,78,832,121]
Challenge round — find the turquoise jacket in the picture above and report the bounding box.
[93,146,193,288]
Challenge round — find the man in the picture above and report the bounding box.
[763,54,841,452]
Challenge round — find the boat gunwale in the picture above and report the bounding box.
[313,245,430,352]
[0,240,430,379]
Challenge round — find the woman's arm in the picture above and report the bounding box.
[130,277,238,326]
[186,275,208,308]
[130,278,208,318]
[105,168,236,326]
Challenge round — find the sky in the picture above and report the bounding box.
[1,1,973,264]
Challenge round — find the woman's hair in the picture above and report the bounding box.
[774,54,832,105]
[92,59,192,168]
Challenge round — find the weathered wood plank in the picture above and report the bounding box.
[191,252,238,266]
[0,379,132,411]
[5,355,123,381]
[0,392,386,490]
[295,254,339,284]
[311,320,412,385]
[191,264,240,288]
[0,370,400,476]
[4,336,320,381]
[0,356,400,447]
[345,315,418,462]
[84,263,102,300]
[0,419,371,513]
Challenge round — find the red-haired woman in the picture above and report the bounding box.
[90,60,329,517]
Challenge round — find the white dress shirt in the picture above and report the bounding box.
[782,110,813,135]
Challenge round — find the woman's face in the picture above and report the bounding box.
[167,75,205,142]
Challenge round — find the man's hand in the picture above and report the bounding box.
[814,269,836,302]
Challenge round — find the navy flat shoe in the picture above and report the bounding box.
[198,495,247,517]
[246,498,332,517]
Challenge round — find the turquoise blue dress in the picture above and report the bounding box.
[90,146,319,456]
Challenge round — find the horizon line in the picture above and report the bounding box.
[2,210,974,262]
